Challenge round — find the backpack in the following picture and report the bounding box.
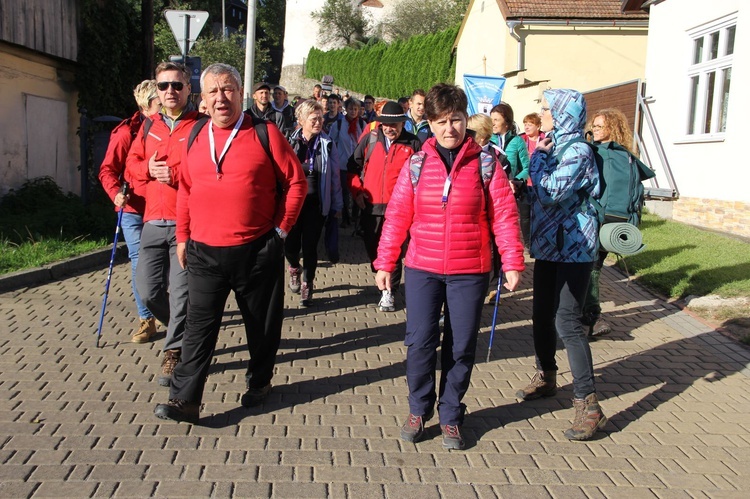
[408,150,497,197]
[556,139,656,226]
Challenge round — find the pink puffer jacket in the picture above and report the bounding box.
[374,137,525,275]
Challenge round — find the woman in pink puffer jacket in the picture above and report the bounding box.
[374,84,525,450]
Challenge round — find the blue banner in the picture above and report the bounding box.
[463,74,506,116]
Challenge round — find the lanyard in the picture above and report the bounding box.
[209,113,244,180]
[305,135,319,174]
[441,176,452,210]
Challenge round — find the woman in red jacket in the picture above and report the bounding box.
[374,84,525,450]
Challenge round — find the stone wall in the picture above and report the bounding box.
[279,64,367,101]
[670,197,750,239]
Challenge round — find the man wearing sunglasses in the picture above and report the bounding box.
[126,61,200,388]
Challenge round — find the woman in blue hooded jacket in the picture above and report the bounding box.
[517,89,607,441]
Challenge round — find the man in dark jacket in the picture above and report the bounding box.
[347,101,421,312]
[246,82,284,131]
[271,84,295,137]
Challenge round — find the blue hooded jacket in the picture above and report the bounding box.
[529,89,600,263]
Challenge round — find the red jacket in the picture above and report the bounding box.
[347,127,421,215]
[126,110,200,222]
[374,137,525,275]
[98,111,147,214]
[177,115,307,247]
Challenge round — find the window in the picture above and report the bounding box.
[686,16,735,136]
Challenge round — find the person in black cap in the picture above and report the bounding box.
[346,101,421,313]
[246,82,284,131]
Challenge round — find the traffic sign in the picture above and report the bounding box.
[165,10,209,56]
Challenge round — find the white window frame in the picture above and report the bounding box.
[683,14,736,141]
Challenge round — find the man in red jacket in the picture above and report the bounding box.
[153,63,306,424]
[98,79,160,343]
[126,61,199,387]
[347,101,421,312]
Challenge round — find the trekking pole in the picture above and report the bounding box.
[95,181,129,348]
[486,272,504,363]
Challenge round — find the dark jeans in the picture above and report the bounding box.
[361,211,402,290]
[285,197,326,284]
[169,231,285,404]
[404,267,489,425]
[532,259,595,399]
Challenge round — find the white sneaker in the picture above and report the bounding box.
[378,289,395,312]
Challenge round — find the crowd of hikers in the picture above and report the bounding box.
[98,60,644,449]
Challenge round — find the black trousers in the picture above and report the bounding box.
[361,211,402,290]
[532,259,595,399]
[284,197,326,284]
[170,230,285,404]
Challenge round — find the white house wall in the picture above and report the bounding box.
[644,0,746,205]
[453,0,509,93]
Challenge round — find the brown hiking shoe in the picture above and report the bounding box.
[589,318,612,339]
[131,317,156,343]
[154,398,199,424]
[158,349,180,387]
[400,408,434,443]
[516,371,557,400]
[440,424,465,450]
[564,393,608,441]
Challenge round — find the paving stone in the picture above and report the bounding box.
[1,242,749,497]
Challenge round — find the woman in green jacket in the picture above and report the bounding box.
[491,103,530,247]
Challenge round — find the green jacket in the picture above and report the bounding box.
[491,131,530,180]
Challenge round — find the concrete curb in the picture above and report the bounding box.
[0,243,128,294]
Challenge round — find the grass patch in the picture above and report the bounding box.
[618,213,750,299]
[0,177,115,275]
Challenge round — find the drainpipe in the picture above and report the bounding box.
[506,20,524,72]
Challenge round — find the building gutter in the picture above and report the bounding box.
[505,18,649,71]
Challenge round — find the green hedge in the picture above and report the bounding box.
[306,26,459,99]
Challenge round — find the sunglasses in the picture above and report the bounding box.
[157,81,185,91]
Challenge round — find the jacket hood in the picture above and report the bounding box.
[543,89,586,146]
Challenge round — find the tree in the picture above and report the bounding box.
[312,0,371,47]
[379,0,469,41]
[257,0,286,82]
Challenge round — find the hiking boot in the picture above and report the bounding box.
[378,289,395,312]
[441,424,465,450]
[400,408,434,443]
[158,349,180,387]
[241,384,272,408]
[564,393,608,441]
[300,282,313,306]
[131,317,156,343]
[288,266,301,294]
[516,371,557,401]
[589,318,612,339]
[154,398,199,424]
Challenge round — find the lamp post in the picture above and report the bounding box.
[243,0,257,108]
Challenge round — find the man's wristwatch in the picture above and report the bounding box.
[275,227,288,239]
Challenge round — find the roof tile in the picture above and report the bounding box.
[504,0,648,20]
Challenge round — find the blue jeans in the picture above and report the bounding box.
[404,267,489,426]
[120,212,153,320]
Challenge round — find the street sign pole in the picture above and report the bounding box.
[164,9,209,59]
[183,15,189,63]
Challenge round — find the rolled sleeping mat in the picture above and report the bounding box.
[599,223,645,255]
